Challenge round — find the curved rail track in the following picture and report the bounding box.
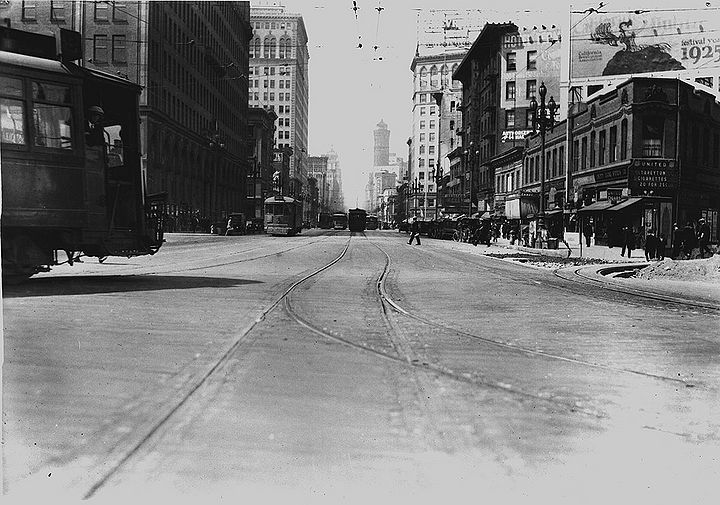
[281,234,699,426]
[57,231,708,497]
[80,236,351,499]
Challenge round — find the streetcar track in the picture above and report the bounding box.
[554,266,720,314]
[282,234,607,419]
[80,235,351,499]
[368,238,694,387]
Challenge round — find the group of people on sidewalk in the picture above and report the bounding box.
[671,218,713,259]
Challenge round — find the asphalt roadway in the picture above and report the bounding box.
[2,229,719,504]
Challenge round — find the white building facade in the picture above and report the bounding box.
[249,5,309,201]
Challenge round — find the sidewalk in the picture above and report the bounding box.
[489,235,649,263]
[478,235,720,308]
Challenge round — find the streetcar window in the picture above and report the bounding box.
[0,76,23,97]
[1,100,26,145]
[32,103,73,149]
[0,77,26,145]
[32,82,72,103]
[31,82,73,150]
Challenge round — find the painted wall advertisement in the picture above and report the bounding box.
[570,11,719,80]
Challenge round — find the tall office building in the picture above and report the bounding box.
[249,5,309,201]
[373,120,390,167]
[4,1,254,231]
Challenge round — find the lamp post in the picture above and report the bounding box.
[206,122,225,227]
[464,141,477,216]
[529,82,558,234]
[433,91,444,220]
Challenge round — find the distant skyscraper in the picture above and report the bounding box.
[373,119,390,167]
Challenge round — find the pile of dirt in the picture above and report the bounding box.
[634,255,720,282]
[484,252,609,268]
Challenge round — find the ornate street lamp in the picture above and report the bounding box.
[433,91,444,220]
[529,81,557,230]
[463,141,477,216]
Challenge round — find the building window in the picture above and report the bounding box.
[51,0,66,21]
[581,136,588,169]
[420,145,425,154]
[430,106,436,115]
[572,140,579,172]
[22,0,37,20]
[420,107,426,116]
[112,35,127,63]
[525,109,533,128]
[527,51,537,71]
[505,110,515,128]
[419,158,425,167]
[506,81,516,100]
[642,117,664,157]
[93,35,108,63]
[420,93,427,103]
[620,119,628,160]
[609,125,617,163]
[429,132,435,142]
[419,133,425,142]
[113,1,128,22]
[590,131,596,167]
[526,80,536,100]
[429,145,435,154]
[507,52,516,71]
[559,145,565,175]
[94,1,109,21]
[430,120,435,129]
[599,129,606,165]
[420,121,425,129]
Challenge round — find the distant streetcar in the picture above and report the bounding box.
[318,212,333,229]
[348,208,367,232]
[365,215,379,230]
[1,27,165,280]
[332,212,348,230]
[264,195,303,235]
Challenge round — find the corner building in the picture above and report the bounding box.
[249,5,309,201]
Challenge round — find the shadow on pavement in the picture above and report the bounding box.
[2,275,262,298]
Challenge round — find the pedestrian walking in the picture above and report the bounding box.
[583,220,593,247]
[657,233,667,260]
[697,217,712,258]
[644,229,657,261]
[621,225,635,258]
[671,223,682,259]
[407,217,421,245]
[682,221,696,259]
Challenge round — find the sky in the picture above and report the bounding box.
[261,0,703,207]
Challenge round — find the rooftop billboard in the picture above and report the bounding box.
[570,10,718,81]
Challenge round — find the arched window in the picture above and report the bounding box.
[278,37,286,58]
[284,38,292,58]
[419,66,427,89]
[263,37,272,58]
[430,66,438,88]
[269,37,277,58]
[620,118,628,160]
[441,65,449,87]
[251,37,261,58]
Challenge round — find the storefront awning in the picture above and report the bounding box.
[606,197,643,211]
[577,200,616,212]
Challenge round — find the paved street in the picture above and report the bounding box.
[3,230,720,503]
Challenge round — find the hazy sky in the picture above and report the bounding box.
[266,0,698,206]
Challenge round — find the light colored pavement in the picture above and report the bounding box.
[3,230,720,503]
